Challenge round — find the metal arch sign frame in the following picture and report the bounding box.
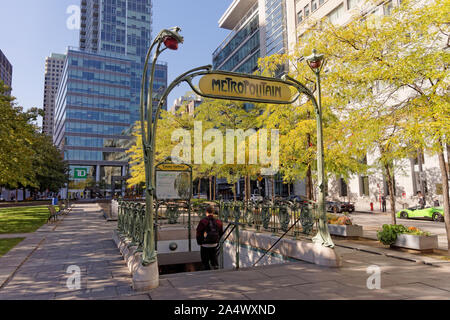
[149,65,333,249]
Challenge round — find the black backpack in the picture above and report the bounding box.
[204,218,220,244]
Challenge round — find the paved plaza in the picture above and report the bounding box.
[0,204,449,300]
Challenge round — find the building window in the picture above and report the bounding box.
[298,10,303,23]
[436,183,443,195]
[304,5,310,17]
[319,0,325,5]
[360,176,369,196]
[384,0,393,15]
[347,0,360,9]
[311,0,318,12]
[327,3,344,24]
[339,178,348,197]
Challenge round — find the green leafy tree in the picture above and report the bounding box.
[32,133,70,193]
[0,83,38,190]
[276,0,449,246]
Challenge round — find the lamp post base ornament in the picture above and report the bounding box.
[132,260,159,291]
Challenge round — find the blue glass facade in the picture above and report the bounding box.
[55,0,167,195]
[0,49,12,94]
[265,0,287,57]
[80,0,167,121]
[54,49,132,180]
[213,11,260,74]
[213,0,288,75]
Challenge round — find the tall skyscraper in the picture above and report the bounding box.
[0,49,13,94]
[54,0,167,198]
[212,0,288,75]
[42,54,65,136]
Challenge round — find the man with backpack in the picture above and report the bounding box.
[196,206,224,270]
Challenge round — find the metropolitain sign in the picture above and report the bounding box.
[198,73,295,104]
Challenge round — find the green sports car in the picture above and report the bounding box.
[397,206,445,222]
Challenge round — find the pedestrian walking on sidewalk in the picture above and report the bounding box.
[196,205,224,270]
[381,195,387,212]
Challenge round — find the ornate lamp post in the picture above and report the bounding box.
[135,27,183,290]
[305,49,334,248]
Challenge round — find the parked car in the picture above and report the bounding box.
[193,194,208,200]
[287,195,308,205]
[326,201,355,213]
[397,206,444,222]
[250,193,264,202]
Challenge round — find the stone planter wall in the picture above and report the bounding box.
[328,224,363,238]
[226,229,342,268]
[392,234,438,251]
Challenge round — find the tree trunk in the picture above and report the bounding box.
[446,144,450,176]
[233,183,237,202]
[271,176,275,202]
[15,188,18,203]
[213,176,216,201]
[438,148,450,254]
[288,183,291,197]
[306,166,313,200]
[247,174,251,201]
[209,176,212,201]
[384,164,397,225]
[417,149,425,194]
[198,179,201,196]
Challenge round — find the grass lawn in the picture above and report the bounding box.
[0,206,53,234]
[0,238,25,257]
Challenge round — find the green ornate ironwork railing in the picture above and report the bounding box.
[217,200,318,239]
[117,198,319,259]
[117,199,147,251]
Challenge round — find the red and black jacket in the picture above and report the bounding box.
[196,215,224,245]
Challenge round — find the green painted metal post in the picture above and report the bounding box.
[140,27,184,266]
[188,200,192,252]
[235,222,240,270]
[307,50,334,248]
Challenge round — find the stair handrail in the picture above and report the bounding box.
[252,213,304,267]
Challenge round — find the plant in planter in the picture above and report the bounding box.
[327,214,362,237]
[377,224,432,246]
[327,213,353,225]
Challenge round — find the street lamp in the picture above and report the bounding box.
[139,27,183,271]
[305,49,334,248]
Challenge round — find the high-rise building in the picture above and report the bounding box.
[0,49,13,94]
[170,95,203,116]
[212,0,294,199]
[42,54,66,136]
[54,0,167,198]
[79,0,167,120]
[213,0,289,75]
[292,0,449,208]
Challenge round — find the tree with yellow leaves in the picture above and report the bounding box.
[269,0,449,247]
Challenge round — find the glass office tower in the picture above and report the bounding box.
[213,1,260,73]
[0,49,12,95]
[213,0,288,75]
[54,0,167,198]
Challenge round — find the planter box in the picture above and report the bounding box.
[392,234,438,251]
[327,224,363,238]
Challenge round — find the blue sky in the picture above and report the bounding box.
[0,0,231,123]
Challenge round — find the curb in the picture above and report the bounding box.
[334,241,446,267]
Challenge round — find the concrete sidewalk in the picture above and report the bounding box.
[0,204,133,300]
[0,203,449,300]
